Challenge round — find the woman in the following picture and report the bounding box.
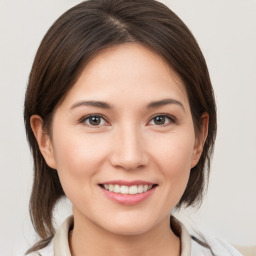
[24,0,242,255]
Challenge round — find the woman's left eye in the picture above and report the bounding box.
[81,115,107,127]
[148,115,175,126]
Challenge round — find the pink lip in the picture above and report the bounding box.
[99,182,157,206]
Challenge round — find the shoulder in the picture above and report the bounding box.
[26,240,54,256]
[26,216,72,256]
[172,216,243,256]
[191,235,243,256]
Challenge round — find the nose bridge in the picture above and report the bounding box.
[110,122,148,170]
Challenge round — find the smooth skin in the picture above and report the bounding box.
[31,43,208,256]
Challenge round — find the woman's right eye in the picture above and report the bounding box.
[81,115,108,127]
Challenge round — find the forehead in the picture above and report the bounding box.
[61,43,189,108]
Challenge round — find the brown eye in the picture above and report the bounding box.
[149,115,175,126]
[83,115,107,126]
[153,116,166,125]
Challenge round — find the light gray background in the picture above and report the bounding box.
[0,0,255,255]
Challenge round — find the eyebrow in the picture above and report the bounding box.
[147,99,185,112]
[70,98,185,111]
[70,100,112,110]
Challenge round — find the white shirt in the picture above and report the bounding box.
[28,216,242,256]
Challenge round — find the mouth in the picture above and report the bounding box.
[99,181,158,205]
[99,183,158,195]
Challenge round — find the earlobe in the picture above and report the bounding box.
[191,112,209,168]
[30,115,57,169]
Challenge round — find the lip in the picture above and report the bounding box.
[99,180,157,205]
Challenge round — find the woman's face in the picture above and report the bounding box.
[41,43,204,235]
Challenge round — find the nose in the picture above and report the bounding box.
[110,125,149,171]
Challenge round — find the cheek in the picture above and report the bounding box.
[160,140,192,186]
[148,131,195,201]
[51,129,109,190]
[149,131,195,174]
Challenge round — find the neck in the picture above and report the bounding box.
[69,211,180,256]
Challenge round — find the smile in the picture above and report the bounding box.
[101,184,154,195]
[99,181,158,205]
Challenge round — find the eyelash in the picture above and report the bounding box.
[79,114,176,127]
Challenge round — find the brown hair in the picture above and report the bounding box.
[24,0,216,253]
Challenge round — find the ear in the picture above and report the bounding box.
[30,115,57,169]
[191,112,209,168]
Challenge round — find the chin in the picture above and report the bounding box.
[107,225,151,236]
[100,215,159,236]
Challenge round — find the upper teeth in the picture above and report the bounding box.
[103,184,153,194]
